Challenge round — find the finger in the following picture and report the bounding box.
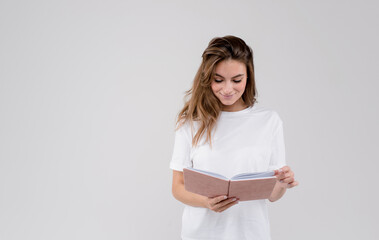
[215,197,238,209]
[275,168,284,176]
[216,199,239,212]
[211,197,237,212]
[282,166,291,173]
[277,172,286,182]
[210,195,227,205]
[281,176,295,184]
[274,169,284,178]
[284,172,293,179]
[279,171,294,182]
[287,181,299,188]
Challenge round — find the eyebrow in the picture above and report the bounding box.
[214,73,244,78]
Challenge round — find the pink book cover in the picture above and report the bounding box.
[228,178,277,201]
[183,168,230,198]
[183,167,277,201]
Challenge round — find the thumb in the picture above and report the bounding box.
[274,168,283,176]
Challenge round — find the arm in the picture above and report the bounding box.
[268,116,288,202]
[268,166,299,202]
[170,124,238,211]
[172,170,208,207]
[268,181,287,202]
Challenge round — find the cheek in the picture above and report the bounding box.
[238,82,247,92]
[211,83,219,93]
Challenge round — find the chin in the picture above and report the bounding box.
[220,100,236,106]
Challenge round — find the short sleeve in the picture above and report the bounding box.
[267,118,286,171]
[169,124,193,171]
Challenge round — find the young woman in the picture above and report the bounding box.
[170,35,299,240]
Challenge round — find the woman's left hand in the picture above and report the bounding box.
[274,166,299,189]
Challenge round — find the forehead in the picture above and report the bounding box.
[214,59,246,76]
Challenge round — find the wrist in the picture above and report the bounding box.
[201,196,209,209]
[278,180,288,189]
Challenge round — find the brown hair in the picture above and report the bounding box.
[175,35,258,149]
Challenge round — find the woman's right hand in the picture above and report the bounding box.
[204,195,239,213]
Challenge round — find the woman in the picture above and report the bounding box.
[170,35,299,240]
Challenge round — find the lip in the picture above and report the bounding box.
[221,94,233,99]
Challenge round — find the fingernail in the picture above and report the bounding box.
[232,198,237,201]
[224,196,227,199]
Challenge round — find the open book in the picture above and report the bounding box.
[183,167,277,201]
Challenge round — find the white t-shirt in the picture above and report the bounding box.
[170,104,286,240]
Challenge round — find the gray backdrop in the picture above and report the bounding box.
[1,0,378,239]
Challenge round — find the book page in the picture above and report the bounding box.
[230,171,275,180]
[185,167,228,180]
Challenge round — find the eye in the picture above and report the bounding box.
[214,79,242,83]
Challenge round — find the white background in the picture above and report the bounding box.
[0,0,378,239]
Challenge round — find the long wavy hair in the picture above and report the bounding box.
[175,35,258,149]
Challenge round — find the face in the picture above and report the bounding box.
[211,59,248,111]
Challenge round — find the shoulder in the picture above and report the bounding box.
[174,120,196,140]
[252,104,283,124]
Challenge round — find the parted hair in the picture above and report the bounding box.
[175,35,258,149]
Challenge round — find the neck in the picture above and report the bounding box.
[221,100,248,112]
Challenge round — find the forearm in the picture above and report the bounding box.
[268,181,287,202]
[172,182,208,208]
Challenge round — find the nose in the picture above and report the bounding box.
[224,81,234,94]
